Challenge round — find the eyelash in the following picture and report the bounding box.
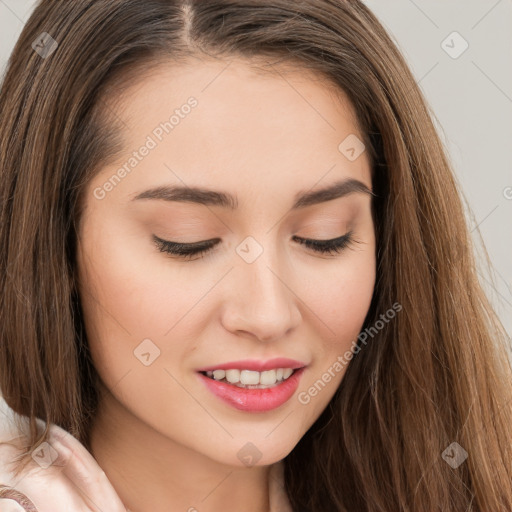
[152,231,358,260]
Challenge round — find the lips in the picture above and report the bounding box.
[198,366,306,412]
[195,357,307,373]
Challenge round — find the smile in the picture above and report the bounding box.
[197,367,306,412]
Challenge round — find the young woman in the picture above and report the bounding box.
[1,1,511,511]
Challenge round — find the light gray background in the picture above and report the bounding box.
[1,0,511,336]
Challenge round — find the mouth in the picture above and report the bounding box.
[197,366,307,412]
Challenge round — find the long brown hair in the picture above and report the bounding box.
[1,1,511,510]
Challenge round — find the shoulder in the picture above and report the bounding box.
[0,395,127,512]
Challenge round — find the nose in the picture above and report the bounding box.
[220,248,301,343]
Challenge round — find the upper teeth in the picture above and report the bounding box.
[206,368,294,385]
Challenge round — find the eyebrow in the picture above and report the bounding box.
[131,177,374,210]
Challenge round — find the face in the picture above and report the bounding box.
[77,57,376,467]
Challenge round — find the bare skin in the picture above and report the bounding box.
[77,57,376,512]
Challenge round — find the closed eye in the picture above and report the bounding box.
[292,231,357,255]
[152,231,358,261]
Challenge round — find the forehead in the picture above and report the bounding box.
[110,56,363,141]
[92,57,371,203]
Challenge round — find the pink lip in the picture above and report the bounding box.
[195,358,306,372]
[198,367,306,412]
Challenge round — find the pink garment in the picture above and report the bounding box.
[0,396,292,512]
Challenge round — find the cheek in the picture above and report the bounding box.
[296,244,376,401]
[305,246,376,345]
[328,264,375,335]
[76,216,219,405]
[77,216,195,337]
